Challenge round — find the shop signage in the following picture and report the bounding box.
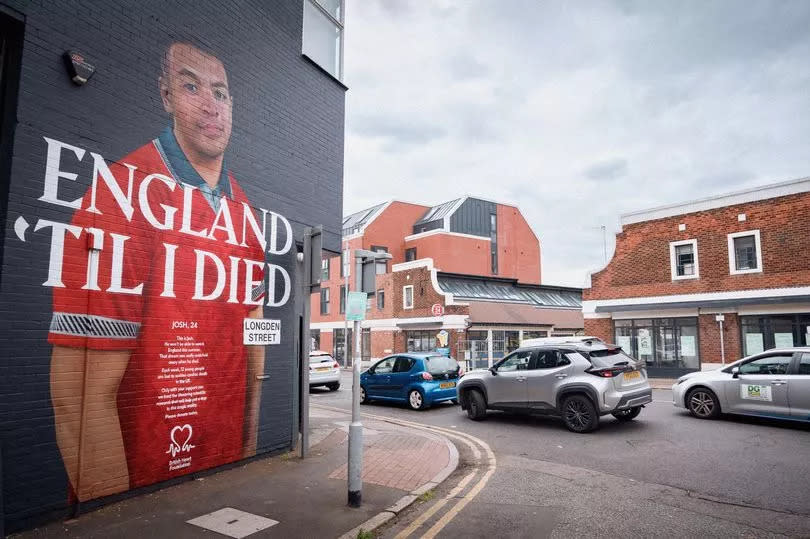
[431,303,444,316]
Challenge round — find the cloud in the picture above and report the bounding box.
[351,114,446,146]
[585,158,628,181]
[343,0,810,286]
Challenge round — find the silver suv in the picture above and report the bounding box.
[456,341,652,432]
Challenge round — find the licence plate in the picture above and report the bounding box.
[439,382,456,389]
[316,367,330,372]
[624,370,641,381]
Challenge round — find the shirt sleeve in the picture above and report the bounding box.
[49,159,154,350]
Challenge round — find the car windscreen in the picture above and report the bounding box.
[424,355,458,374]
[309,354,335,364]
[583,348,637,369]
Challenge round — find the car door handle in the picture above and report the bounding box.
[771,380,787,386]
[516,377,527,382]
[555,374,568,379]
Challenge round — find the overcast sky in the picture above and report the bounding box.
[342,1,810,287]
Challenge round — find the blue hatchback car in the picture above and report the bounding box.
[360,353,462,410]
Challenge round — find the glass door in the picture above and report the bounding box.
[655,325,677,368]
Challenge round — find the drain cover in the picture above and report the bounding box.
[187,507,279,538]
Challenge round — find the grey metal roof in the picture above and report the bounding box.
[414,198,462,226]
[437,274,582,309]
[342,202,387,235]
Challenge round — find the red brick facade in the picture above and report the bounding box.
[310,199,581,363]
[585,192,810,301]
[584,180,810,374]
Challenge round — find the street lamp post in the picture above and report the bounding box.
[343,239,349,368]
[347,249,391,508]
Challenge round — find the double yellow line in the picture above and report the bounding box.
[312,404,496,538]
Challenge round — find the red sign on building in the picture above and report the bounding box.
[431,303,445,316]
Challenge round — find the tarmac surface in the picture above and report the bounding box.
[15,370,810,538]
[314,370,810,538]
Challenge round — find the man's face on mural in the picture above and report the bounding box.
[160,43,233,160]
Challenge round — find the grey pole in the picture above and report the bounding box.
[601,225,607,264]
[719,319,725,365]
[348,256,364,507]
[343,240,350,368]
[347,249,390,507]
[299,228,314,458]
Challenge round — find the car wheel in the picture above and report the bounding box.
[686,387,720,419]
[562,395,599,433]
[612,406,642,422]
[327,382,340,391]
[360,386,369,404]
[408,389,426,410]
[466,390,487,420]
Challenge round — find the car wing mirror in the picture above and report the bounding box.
[731,366,740,379]
[368,368,375,375]
[489,366,498,376]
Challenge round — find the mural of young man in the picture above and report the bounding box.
[48,42,268,501]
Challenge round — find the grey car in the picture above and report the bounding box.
[456,341,652,432]
[673,347,810,422]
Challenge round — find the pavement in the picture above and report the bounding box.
[12,407,458,539]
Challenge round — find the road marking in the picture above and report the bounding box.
[422,464,496,539]
[393,470,478,539]
[312,403,497,538]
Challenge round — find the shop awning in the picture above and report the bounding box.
[466,301,584,329]
[594,294,810,313]
[396,320,443,329]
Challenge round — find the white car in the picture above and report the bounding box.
[520,336,604,347]
[672,347,810,422]
[309,351,341,391]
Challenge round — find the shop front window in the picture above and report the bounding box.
[613,318,699,372]
[523,330,549,340]
[333,328,352,364]
[740,314,810,356]
[505,331,520,353]
[407,330,435,352]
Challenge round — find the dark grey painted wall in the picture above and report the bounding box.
[450,198,496,237]
[413,219,443,234]
[0,0,344,530]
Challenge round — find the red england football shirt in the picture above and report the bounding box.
[49,137,265,488]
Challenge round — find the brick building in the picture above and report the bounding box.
[311,198,584,367]
[0,1,345,530]
[583,177,810,377]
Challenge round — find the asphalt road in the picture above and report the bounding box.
[313,371,810,537]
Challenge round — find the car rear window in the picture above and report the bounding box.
[583,348,637,369]
[424,355,458,374]
[310,354,335,364]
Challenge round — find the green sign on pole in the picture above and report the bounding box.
[346,291,368,321]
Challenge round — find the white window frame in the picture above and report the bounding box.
[728,229,762,275]
[403,285,414,310]
[302,0,345,81]
[669,239,699,281]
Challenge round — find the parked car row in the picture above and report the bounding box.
[335,338,810,433]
